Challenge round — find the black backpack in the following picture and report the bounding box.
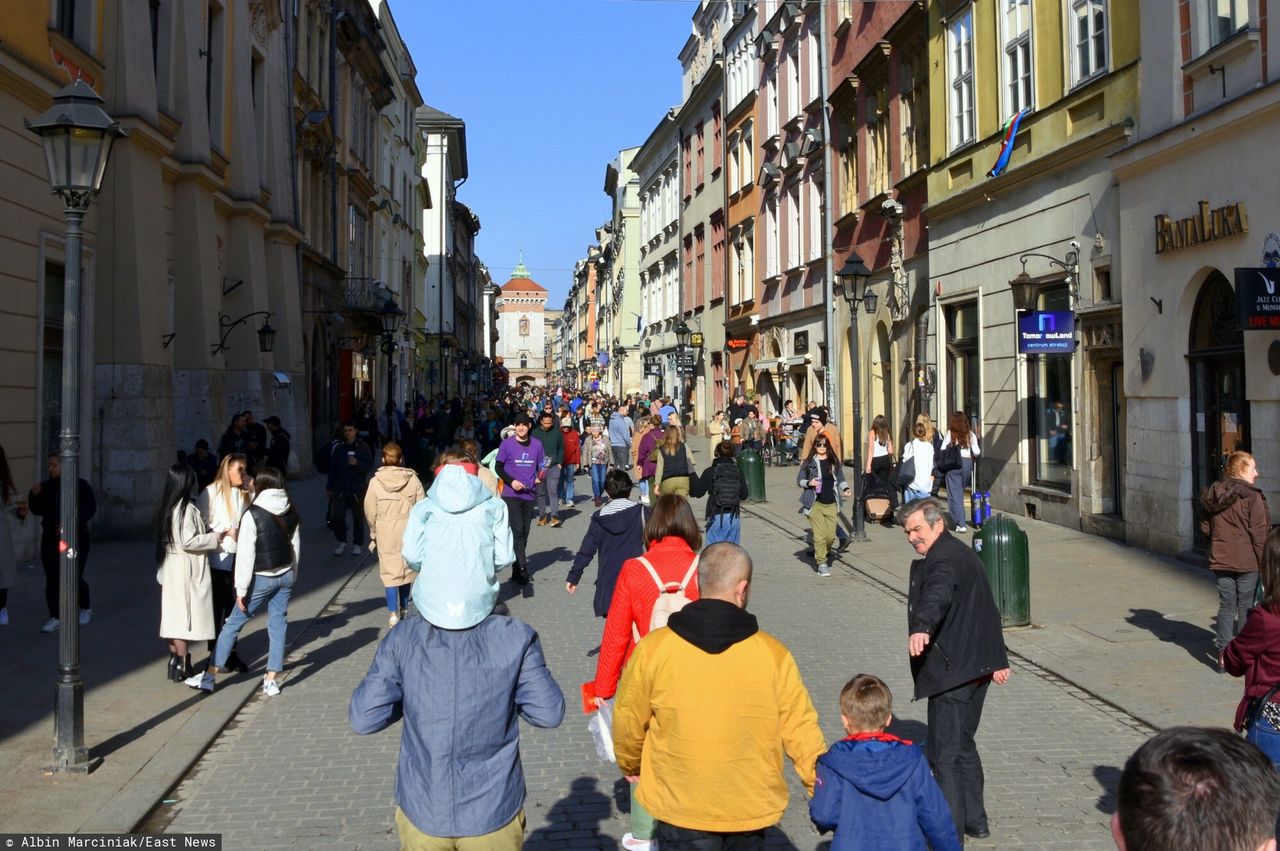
[313,438,340,475]
[711,462,743,513]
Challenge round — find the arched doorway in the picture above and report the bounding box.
[869,322,894,427]
[1188,271,1248,546]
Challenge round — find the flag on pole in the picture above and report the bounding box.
[987,108,1030,178]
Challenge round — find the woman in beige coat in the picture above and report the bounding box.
[156,464,223,681]
[364,442,426,626]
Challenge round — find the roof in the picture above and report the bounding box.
[499,252,547,294]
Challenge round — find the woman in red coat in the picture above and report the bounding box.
[559,417,582,508]
[592,493,701,850]
[1224,528,1280,768]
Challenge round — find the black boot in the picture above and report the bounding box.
[180,654,192,679]
[224,651,248,673]
[512,565,531,585]
[167,653,180,682]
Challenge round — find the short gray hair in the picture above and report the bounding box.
[900,497,948,529]
[699,542,753,597]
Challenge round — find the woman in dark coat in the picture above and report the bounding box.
[1224,528,1280,767]
[1200,450,1270,670]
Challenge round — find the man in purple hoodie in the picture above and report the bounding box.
[495,413,544,585]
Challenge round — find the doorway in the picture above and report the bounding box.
[1188,272,1248,548]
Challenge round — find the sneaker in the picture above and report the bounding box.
[388,612,399,627]
[817,562,831,577]
[352,545,363,555]
[640,496,651,506]
[0,607,8,626]
[41,617,60,633]
[333,543,348,556]
[955,525,969,533]
[537,515,548,526]
[621,834,653,851]
[261,678,281,697]
[837,536,852,552]
[550,517,562,528]
[78,608,92,626]
[185,671,215,693]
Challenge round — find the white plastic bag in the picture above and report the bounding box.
[587,698,616,763]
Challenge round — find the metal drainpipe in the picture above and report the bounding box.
[328,3,338,266]
[818,1,838,415]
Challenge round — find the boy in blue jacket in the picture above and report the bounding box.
[810,674,961,851]
[565,470,645,618]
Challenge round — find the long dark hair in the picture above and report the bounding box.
[803,433,843,467]
[1261,528,1280,613]
[155,464,199,565]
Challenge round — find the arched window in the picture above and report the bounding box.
[520,354,528,369]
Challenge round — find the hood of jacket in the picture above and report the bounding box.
[1202,477,1260,515]
[667,598,759,654]
[610,411,626,423]
[372,465,418,494]
[427,465,493,514]
[819,735,921,801]
[252,488,292,515]
[598,499,643,534]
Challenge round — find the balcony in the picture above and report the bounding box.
[342,277,385,312]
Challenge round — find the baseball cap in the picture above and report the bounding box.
[513,413,532,426]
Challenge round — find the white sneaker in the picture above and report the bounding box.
[0,607,8,626]
[388,612,399,627]
[352,545,363,555]
[955,525,969,533]
[333,543,348,556]
[78,608,92,625]
[621,834,653,851]
[185,671,215,693]
[261,678,281,697]
[41,617,60,633]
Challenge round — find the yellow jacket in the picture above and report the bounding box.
[612,603,827,832]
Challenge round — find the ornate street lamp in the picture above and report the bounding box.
[26,78,125,773]
[441,338,453,400]
[378,298,404,407]
[835,253,878,543]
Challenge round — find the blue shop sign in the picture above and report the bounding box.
[1017,310,1076,354]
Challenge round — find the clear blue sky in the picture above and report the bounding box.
[395,0,696,308]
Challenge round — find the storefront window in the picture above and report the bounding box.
[945,301,980,425]
[1029,287,1073,489]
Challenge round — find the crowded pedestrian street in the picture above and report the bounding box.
[0,440,1256,849]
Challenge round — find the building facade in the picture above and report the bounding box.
[495,261,550,387]
[636,110,681,400]
[1113,0,1280,555]
[723,2,759,403]
[598,147,645,396]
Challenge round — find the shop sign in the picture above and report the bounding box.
[1154,200,1249,255]
[690,332,705,348]
[1017,310,1076,354]
[646,362,662,376]
[726,338,750,350]
[1235,267,1280,330]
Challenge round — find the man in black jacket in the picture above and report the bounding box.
[28,452,97,632]
[902,497,1010,843]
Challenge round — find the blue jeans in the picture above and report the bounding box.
[706,512,741,545]
[905,486,931,503]
[213,569,295,674]
[385,583,410,613]
[590,463,608,498]
[558,464,576,502]
[945,458,973,527]
[1249,713,1280,769]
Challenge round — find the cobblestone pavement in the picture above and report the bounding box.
[150,486,1155,850]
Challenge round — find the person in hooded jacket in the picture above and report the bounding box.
[401,449,515,630]
[364,442,426,628]
[691,440,749,545]
[809,673,960,851]
[186,467,300,697]
[566,470,646,618]
[1200,450,1270,670]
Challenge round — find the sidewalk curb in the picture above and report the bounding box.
[124,550,379,833]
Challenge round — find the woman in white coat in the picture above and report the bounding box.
[156,464,223,681]
[197,452,253,672]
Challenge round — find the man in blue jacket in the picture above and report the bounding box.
[349,537,565,848]
[326,422,373,555]
[902,497,1010,843]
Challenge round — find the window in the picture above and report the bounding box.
[1071,0,1107,83]
[899,44,928,175]
[786,184,801,269]
[948,11,975,148]
[712,217,725,300]
[683,137,692,199]
[840,136,858,217]
[742,125,754,187]
[348,203,368,277]
[207,2,227,147]
[945,301,980,426]
[713,107,722,172]
[728,133,741,194]
[806,28,820,104]
[683,236,694,312]
[807,175,822,261]
[1003,0,1033,118]
[766,66,779,137]
[1028,287,1073,490]
[787,45,801,119]
[695,123,705,188]
[837,0,853,21]
[1207,0,1249,47]
[866,79,890,196]
[765,198,780,278]
[55,0,77,40]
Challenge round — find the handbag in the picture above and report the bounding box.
[936,444,962,474]
[893,457,916,489]
[1244,683,1280,734]
[6,505,39,565]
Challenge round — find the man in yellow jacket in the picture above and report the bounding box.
[612,542,828,846]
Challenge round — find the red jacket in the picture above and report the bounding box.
[1224,603,1280,730]
[593,536,700,698]
[562,428,581,465]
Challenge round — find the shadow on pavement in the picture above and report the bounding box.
[524,775,619,850]
[90,689,208,761]
[282,626,382,690]
[1093,764,1122,814]
[1124,608,1217,670]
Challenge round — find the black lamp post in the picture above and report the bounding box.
[835,253,879,544]
[25,78,124,773]
[674,320,691,410]
[378,298,404,409]
[441,338,452,401]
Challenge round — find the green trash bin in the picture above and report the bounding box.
[971,513,1030,627]
[737,449,766,503]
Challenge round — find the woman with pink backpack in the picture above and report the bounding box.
[592,494,702,851]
